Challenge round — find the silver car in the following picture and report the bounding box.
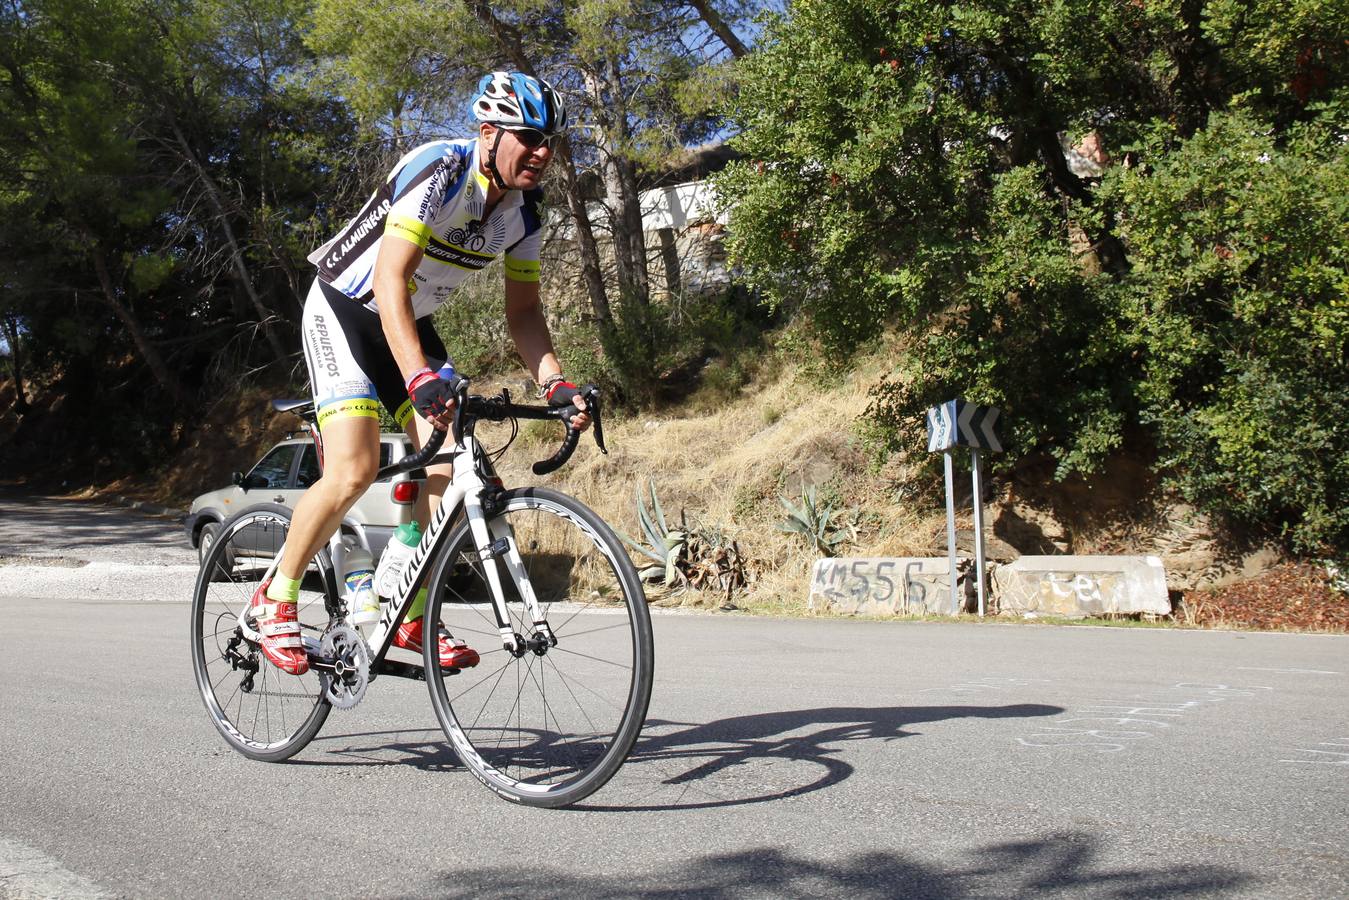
[184,433,424,566]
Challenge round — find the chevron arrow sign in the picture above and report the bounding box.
[926,399,1002,452]
[958,401,1002,452]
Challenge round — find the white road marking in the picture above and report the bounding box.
[0,837,109,899]
[1237,667,1341,675]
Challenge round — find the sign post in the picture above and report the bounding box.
[926,399,1003,616]
[943,450,959,615]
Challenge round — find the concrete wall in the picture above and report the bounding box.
[809,555,1172,618]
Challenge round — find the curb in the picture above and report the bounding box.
[110,495,188,519]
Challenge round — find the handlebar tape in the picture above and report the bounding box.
[532,423,581,476]
[396,425,447,471]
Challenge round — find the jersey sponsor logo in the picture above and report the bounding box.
[445,222,488,252]
[309,314,341,379]
[316,397,380,428]
[325,198,392,270]
[424,240,493,269]
[504,256,540,282]
[418,161,454,221]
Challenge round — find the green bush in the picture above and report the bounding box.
[717,0,1348,553]
[430,263,512,376]
[1108,107,1349,552]
[552,284,774,410]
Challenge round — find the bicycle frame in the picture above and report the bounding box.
[235,430,550,674]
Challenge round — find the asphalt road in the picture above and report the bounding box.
[1,494,1346,898]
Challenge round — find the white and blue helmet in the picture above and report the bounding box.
[471,71,568,135]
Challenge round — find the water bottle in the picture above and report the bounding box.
[340,536,380,625]
[374,520,422,599]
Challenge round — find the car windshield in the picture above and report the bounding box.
[247,444,300,488]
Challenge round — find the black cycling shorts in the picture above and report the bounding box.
[300,278,448,431]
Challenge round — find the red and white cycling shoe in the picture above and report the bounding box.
[394,618,480,669]
[248,580,309,676]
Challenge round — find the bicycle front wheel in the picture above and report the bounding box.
[424,488,654,807]
[190,504,335,762]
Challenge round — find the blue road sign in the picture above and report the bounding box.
[926,399,1002,453]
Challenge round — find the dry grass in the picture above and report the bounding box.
[489,353,943,613]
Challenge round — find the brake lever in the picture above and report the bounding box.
[448,373,471,444]
[583,385,608,455]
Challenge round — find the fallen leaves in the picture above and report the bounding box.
[1180,563,1348,632]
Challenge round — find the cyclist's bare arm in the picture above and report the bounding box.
[373,237,431,377]
[504,277,590,429]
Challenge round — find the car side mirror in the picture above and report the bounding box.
[235,472,267,490]
[231,471,245,487]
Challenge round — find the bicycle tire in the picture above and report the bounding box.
[198,521,235,582]
[423,487,653,807]
[190,503,334,762]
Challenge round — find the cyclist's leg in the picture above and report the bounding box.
[276,415,381,583]
[405,412,452,526]
[255,281,383,673]
[379,329,476,667]
[393,410,478,661]
[283,279,387,578]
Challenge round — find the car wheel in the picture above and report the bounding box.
[199,522,235,582]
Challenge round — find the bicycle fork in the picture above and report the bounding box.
[463,486,556,657]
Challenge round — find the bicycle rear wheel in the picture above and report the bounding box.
[423,488,654,807]
[190,504,335,762]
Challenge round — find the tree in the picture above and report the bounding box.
[310,0,762,397]
[0,0,193,404]
[716,0,1348,552]
[0,308,30,416]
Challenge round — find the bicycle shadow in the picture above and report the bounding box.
[575,703,1062,811]
[294,728,464,771]
[427,837,1255,898]
[300,703,1062,810]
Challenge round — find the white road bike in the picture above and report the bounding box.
[190,383,654,808]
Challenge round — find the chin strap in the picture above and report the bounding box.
[485,128,508,191]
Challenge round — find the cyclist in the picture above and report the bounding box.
[251,71,590,676]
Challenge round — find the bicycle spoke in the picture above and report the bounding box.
[425,489,652,805]
[549,644,635,670]
[192,507,331,760]
[543,655,631,717]
[553,620,635,640]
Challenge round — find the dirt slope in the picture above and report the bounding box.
[7,356,1338,627]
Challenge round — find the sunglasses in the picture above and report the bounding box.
[506,128,562,150]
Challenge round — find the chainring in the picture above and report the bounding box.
[319,623,371,710]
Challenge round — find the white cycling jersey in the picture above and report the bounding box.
[307,138,542,318]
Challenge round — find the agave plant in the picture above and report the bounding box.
[617,481,688,588]
[778,483,854,557]
[683,523,754,604]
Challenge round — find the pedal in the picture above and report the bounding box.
[479,538,510,561]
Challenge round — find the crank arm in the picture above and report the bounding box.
[374,659,464,681]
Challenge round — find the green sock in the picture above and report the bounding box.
[265,573,302,604]
[405,587,428,622]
